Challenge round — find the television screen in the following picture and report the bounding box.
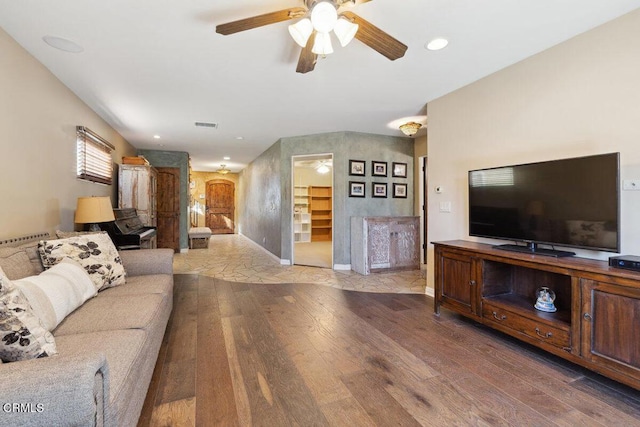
[468,153,620,254]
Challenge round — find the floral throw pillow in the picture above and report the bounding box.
[38,234,126,291]
[0,267,57,362]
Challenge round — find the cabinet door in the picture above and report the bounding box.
[368,220,391,269]
[435,248,480,317]
[390,218,420,270]
[581,279,640,384]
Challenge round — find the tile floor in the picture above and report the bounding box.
[174,234,427,294]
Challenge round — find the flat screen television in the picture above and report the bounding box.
[468,152,620,257]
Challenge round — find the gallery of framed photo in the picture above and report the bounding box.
[349,159,366,176]
[372,182,387,198]
[392,162,407,178]
[372,161,387,177]
[349,181,366,197]
[393,183,408,198]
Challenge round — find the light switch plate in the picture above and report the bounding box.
[439,201,452,212]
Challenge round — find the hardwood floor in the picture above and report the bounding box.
[138,274,640,426]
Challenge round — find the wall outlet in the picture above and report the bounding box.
[623,180,640,190]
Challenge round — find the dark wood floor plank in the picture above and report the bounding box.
[196,277,239,426]
[234,286,331,426]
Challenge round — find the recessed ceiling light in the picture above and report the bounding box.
[42,35,84,53]
[153,135,161,139]
[236,136,244,140]
[426,37,448,51]
[223,156,231,160]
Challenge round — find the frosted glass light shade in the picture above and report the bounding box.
[334,18,358,47]
[311,1,338,33]
[288,18,313,47]
[312,31,333,55]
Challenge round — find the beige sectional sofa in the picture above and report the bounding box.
[0,238,173,427]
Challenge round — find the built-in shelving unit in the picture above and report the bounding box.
[294,186,311,242]
[309,186,332,242]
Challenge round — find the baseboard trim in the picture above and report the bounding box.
[180,248,189,254]
[238,232,285,264]
[280,259,291,265]
[333,264,351,271]
[425,286,434,297]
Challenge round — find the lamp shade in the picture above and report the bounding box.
[311,1,338,33]
[75,196,115,224]
[312,31,333,55]
[288,18,313,47]
[334,18,358,47]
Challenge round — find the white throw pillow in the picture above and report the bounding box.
[0,267,57,362]
[13,258,97,331]
[38,234,126,291]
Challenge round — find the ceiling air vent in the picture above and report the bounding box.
[195,122,218,128]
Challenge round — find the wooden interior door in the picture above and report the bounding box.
[206,179,235,234]
[156,167,180,251]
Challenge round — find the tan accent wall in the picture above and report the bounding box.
[426,9,640,291]
[0,28,136,238]
[189,172,239,230]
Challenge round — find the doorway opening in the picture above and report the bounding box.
[292,154,333,268]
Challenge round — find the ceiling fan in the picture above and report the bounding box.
[216,0,408,74]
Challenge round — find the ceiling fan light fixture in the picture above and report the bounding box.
[312,31,334,56]
[316,162,330,174]
[288,18,313,47]
[311,1,338,33]
[399,121,422,137]
[334,18,358,47]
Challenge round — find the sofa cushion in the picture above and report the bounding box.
[0,267,57,362]
[53,293,169,336]
[0,248,37,280]
[99,274,173,297]
[13,258,97,331]
[38,234,126,291]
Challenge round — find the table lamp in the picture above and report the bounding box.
[75,196,115,231]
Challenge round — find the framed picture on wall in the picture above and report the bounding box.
[372,182,387,198]
[393,183,408,198]
[372,161,387,177]
[392,162,407,178]
[349,160,366,176]
[349,181,366,197]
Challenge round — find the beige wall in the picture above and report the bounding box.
[0,28,136,238]
[426,9,640,290]
[189,172,239,230]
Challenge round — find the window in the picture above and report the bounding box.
[76,126,114,185]
[469,167,514,187]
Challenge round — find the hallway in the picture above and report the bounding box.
[173,234,426,294]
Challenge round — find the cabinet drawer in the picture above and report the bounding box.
[482,302,570,349]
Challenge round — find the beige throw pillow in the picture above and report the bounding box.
[0,267,57,362]
[38,234,126,291]
[13,258,97,331]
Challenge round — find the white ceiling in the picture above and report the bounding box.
[2,0,639,172]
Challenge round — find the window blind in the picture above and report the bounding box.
[469,167,514,187]
[76,126,115,185]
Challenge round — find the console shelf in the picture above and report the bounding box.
[434,240,640,391]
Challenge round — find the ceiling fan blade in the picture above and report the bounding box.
[341,11,407,60]
[216,7,306,35]
[296,33,317,74]
[337,0,373,7]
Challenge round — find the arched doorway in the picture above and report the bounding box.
[205,179,235,234]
